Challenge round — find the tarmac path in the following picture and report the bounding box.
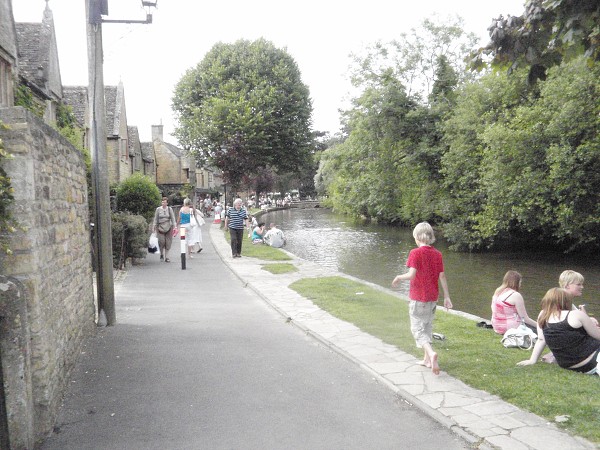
[40,227,469,450]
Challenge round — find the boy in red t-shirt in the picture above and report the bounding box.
[392,222,452,375]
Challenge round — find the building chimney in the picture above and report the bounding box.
[151,124,163,142]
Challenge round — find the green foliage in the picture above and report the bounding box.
[111,211,148,269]
[115,173,161,222]
[222,228,291,261]
[474,0,600,81]
[0,126,16,254]
[14,83,45,117]
[172,38,314,187]
[442,57,600,252]
[290,276,600,443]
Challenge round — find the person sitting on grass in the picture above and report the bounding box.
[491,270,537,334]
[263,223,286,248]
[517,287,600,375]
[251,222,266,244]
[391,222,453,375]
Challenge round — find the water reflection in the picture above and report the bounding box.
[263,208,600,320]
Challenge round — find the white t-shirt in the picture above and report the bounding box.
[264,228,285,248]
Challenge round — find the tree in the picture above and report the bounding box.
[172,39,314,187]
[318,17,473,223]
[348,17,478,103]
[472,0,600,82]
[441,56,600,252]
[115,173,161,223]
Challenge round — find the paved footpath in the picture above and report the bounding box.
[211,223,597,450]
[41,223,467,450]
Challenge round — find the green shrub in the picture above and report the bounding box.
[0,127,15,254]
[115,173,161,222]
[111,211,148,269]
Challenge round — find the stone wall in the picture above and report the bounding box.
[0,107,95,448]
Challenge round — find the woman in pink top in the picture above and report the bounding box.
[491,271,537,334]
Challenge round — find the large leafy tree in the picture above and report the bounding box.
[442,56,600,252]
[317,18,472,223]
[473,0,600,81]
[172,39,313,188]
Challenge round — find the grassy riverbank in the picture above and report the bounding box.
[290,276,599,443]
[220,227,599,443]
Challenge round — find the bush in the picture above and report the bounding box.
[111,211,148,269]
[115,173,161,222]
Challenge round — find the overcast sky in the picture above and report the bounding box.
[12,0,525,144]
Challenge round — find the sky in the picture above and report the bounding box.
[11,0,526,144]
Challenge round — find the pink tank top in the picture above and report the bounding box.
[491,289,519,334]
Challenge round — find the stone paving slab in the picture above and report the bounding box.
[211,224,598,450]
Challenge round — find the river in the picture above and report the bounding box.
[261,208,600,321]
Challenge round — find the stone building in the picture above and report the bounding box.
[0,0,17,107]
[63,81,152,185]
[14,1,63,124]
[152,123,190,189]
[150,123,223,202]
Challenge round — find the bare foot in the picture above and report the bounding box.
[431,353,440,375]
[417,359,432,368]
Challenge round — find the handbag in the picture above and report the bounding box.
[157,221,171,234]
[501,326,537,350]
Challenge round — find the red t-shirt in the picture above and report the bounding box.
[406,245,444,302]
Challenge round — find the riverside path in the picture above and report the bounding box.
[40,222,469,450]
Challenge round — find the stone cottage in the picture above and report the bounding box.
[14,1,63,124]
[0,0,17,108]
[63,81,152,185]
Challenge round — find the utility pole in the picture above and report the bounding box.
[86,0,115,325]
[86,0,157,326]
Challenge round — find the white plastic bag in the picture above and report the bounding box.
[501,326,537,349]
[148,233,159,253]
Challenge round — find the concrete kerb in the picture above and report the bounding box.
[210,224,600,449]
[209,224,484,447]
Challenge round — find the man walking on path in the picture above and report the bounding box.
[40,226,468,450]
[225,197,250,258]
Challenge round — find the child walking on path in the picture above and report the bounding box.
[392,222,453,375]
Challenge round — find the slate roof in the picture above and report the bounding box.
[62,86,87,127]
[163,141,182,158]
[16,23,44,89]
[141,142,154,162]
[62,84,125,138]
[127,126,140,157]
[15,5,61,100]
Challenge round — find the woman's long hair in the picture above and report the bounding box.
[538,287,573,328]
[494,270,522,296]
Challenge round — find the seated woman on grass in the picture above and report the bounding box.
[491,270,537,334]
[251,222,266,244]
[517,287,600,375]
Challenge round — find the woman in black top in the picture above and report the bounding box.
[518,288,600,374]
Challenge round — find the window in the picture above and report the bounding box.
[0,56,13,107]
[120,138,128,159]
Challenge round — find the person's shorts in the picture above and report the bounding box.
[409,300,437,348]
[582,350,600,376]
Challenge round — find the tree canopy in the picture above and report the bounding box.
[316,14,600,253]
[472,0,600,82]
[172,39,314,188]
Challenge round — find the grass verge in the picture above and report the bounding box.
[261,263,298,274]
[222,228,291,261]
[289,276,600,444]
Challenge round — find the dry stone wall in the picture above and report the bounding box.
[0,106,95,448]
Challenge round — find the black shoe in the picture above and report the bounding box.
[197,248,203,253]
[160,255,164,260]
